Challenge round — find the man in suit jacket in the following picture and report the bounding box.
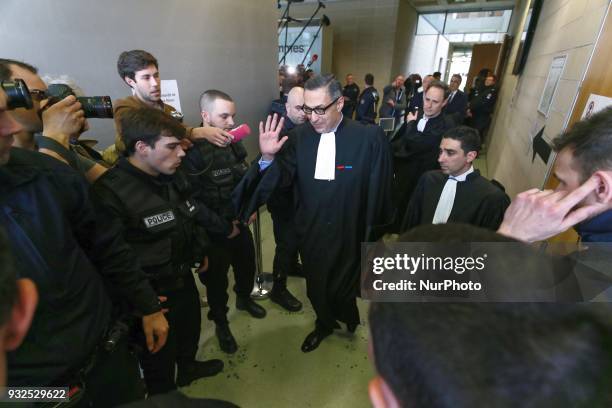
[444,74,468,125]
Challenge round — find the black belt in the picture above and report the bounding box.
[151,264,193,293]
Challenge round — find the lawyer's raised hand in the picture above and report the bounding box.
[259,113,287,161]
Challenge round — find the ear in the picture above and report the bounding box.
[134,140,151,156]
[466,150,478,164]
[337,95,345,112]
[369,376,401,408]
[201,111,211,126]
[124,76,136,89]
[4,279,38,351]
[591,170,612,206]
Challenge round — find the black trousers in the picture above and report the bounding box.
[199,224,256,324]
[270,209,300,287]
[138,273,201,395]
[74,338,145,407]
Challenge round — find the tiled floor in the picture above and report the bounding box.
[184,209,374,407]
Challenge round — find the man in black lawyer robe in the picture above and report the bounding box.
[402,126,510,232]
[391,80,455,231]
[233,74,393,352]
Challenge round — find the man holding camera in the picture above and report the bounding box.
[0,85,167,406]
[105,50,234,164]
[92,107,233,394]
[0,59,108,183]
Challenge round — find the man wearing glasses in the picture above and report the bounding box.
[0,59,107,183]
[235,74,393,352]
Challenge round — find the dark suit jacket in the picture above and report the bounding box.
[444,90,468,124]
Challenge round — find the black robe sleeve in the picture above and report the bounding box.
[232,133,297,224]
[400,173,427,233]
[365,127,395,241]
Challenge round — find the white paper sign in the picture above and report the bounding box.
[581,93,612,119]
[161,80,182,113]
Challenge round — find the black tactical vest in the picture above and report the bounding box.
[97,168,207,282]
[186,141,249,218]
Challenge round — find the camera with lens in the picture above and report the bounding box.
[1,79,33,110]
[47,83,113,119]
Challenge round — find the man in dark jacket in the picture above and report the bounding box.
[0,87,167,406]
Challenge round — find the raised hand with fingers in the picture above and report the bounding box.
[259,113,287,161]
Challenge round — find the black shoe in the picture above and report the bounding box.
[176,359,224,387]
[215,323,238,354]
[301,328,332,353]
[236,296,267,318]
[270,286,303,312]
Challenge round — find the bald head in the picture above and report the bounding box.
[285,86,306,125]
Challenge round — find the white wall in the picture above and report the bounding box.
[0,0,279,156]
[487,0,609,195]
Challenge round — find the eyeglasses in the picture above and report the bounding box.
[29,89,48,101]
[302,97,340,115]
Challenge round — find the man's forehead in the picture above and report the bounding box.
[10,65,46,90]
[304,88,330,105]
[440,138,461,150]
[426,87,444,100]
[135,65,158,77]
[211,98,235,114]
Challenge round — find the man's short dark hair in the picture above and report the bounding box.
[427,79,450,100]
[370,301,612,408]
[0,228,16,327]
[120,108,185,156]
[371,223,612,407]
[117,50,158,82]
[199,89,234,113]
[442,125,481,155]
[433,71,442,79]
[0,59,38,81]
[365,73,374,86]
[304,74,342,100]
[552,107,612,182]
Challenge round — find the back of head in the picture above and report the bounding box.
[370,301,612,408]
[552,107,612,182]
[199,89,233,113]
[120,107,185,156]
[442,126,481,155]
[365,73,374,86]
[117,50,158,82]
[371,224,612,407]
[0,59,38,82]
[304,74,342,100]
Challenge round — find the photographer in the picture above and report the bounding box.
[1,83,168,406]
[0,59,108,183]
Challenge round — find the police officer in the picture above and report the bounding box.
[355,73,379,125]
[92,108,227,395]
[266,86,305,312]
[341,73,360,119]
[467,73,498,142]
[182,90,266,355]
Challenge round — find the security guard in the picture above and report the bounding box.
[355,73,379,124]
[182,90,266,355]
[92,107,228,395]
[341,73,360,119]
[467,73,498,142]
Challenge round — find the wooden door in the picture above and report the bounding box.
[465,43,502,94]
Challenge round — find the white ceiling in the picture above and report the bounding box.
[279,0,518,13]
